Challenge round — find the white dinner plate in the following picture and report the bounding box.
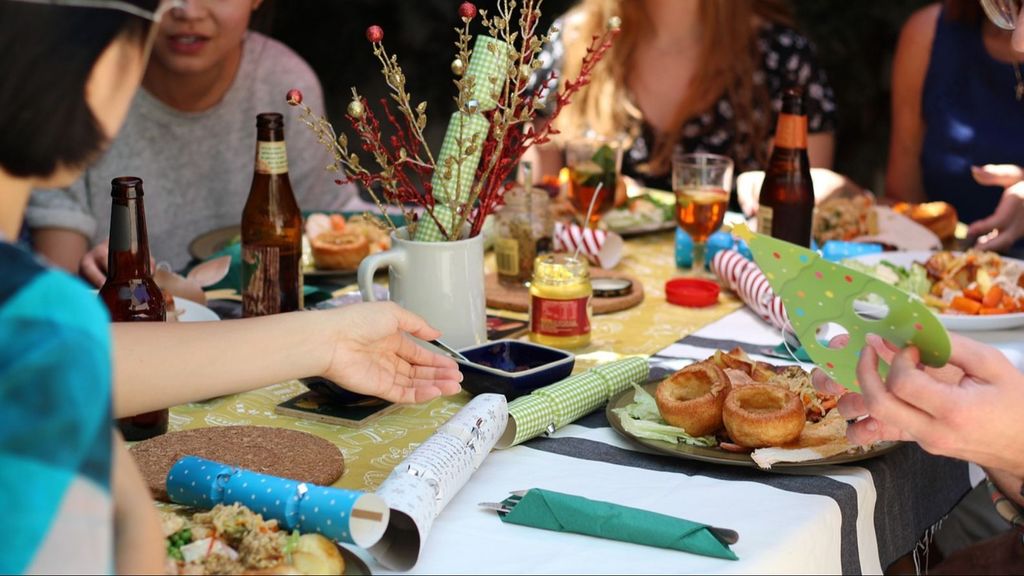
[174,297,220,322]
[846,251,1024,332]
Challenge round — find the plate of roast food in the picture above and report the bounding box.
[607,349,898,469]
[303,212,393,277]
[161,502,369,575]
[845,249,1024,331]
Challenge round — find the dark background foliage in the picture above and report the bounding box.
[262,0,933,196]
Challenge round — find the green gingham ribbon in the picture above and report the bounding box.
[497,357,649,448]
[417,35,512,242]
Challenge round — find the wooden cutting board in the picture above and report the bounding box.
[485,268,644,314]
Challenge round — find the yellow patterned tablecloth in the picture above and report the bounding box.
[169,231,741,491]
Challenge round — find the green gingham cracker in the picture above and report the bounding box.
[463,35,513,111]
[534,372,607,428]
[496,356,649,448]
[430,111,490,205]
[417,35,513,243]
[414,204,457,242]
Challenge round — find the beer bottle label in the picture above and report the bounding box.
[774,114,808,149]
[495,237,520,277]
[758,205,774,236]
[255,141,289,175]
[242,244,282,316]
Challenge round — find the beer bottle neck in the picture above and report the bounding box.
[107,195,153,280]
[772,112,808,151]
[254,128,289,176]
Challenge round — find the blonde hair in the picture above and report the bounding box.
[554,0,795,174]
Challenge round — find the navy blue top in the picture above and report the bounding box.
[921,10,1024,224]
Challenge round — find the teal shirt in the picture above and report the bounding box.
[0,241,113,573]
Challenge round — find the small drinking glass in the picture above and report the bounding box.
[565,135,624,229]
[672,152,734,277]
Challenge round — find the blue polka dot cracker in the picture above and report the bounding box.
[731,224,951,391]
[166,456,390,548]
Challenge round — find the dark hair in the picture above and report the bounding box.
[0,1,154,178]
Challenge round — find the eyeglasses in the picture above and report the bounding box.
[7,0,185,21]
[981,0,1020,30]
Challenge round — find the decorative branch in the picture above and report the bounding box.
[286,1,618,241]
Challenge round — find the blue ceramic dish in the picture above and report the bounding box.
[456,339,575,399]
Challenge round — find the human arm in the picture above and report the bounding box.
[520,118,564,185]
[111,301,462,417]
[819,332,1024,477]
[807,132,835,170]
[31,227,89,275]
[26,181,98,273]
[884,4,939,204]
[113,434,165,575]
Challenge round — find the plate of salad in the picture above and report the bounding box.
[844,250,1024,331]
[602,188,677,236]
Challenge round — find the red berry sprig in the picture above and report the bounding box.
[458,2,477,20]
[285,89,303,106]
[366,25,384,44]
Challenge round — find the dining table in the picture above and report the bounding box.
[168,227,1022,575]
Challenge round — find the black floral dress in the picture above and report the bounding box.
[533,20,837,190]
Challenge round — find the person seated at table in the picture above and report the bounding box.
[26,0,362,279]
[0,2,462,572]
[886,0,1024,253]
[525,0,838,195]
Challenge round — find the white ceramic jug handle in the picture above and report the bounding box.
[357,249,406,302]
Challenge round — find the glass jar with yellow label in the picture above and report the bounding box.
[529,254,592,348]
[494,185,553,287]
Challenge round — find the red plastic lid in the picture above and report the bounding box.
[665,278,720,308]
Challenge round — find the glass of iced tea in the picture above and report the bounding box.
[565,135,623,228]
[672,152,734,276]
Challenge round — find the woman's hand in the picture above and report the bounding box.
[815,332,1024,476]
[320,302,463,404]
[968,165,1024,251]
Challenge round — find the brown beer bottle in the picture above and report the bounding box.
[757,87,815,248]
[98,176,169,441]
[241,112,303,317]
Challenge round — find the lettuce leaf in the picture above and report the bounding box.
[612,385,717,447]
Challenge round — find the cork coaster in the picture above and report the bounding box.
[130,426,345,501]
[485,268,645,314]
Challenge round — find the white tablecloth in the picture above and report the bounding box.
[361,308,984,575]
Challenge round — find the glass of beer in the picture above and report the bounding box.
[672,152,734,277]
[565,135,623,228]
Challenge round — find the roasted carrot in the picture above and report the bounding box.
[982,285,1005,308]
[979,307,1011,315]
[951,296,983,314]
[963,286,984,301]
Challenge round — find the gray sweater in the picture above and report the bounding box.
[27,32,356,270]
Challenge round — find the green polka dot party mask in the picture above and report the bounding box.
[731,224,951,391]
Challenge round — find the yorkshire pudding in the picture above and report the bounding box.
[892,201,958,240]
[655,362,730,437]
[310,230,370,270]
[723,384,805,448]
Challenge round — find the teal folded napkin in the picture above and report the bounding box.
[495,488,738,560]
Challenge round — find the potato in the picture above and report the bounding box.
[291,534,345,575]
